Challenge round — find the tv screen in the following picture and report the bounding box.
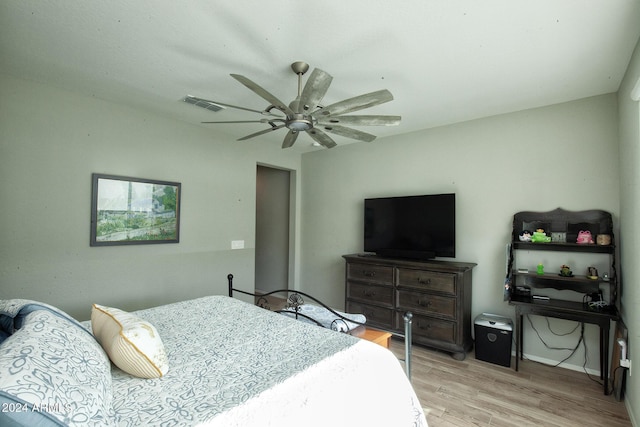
[364,193,455,259]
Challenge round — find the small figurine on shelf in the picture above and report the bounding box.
[559,264,573,277]
[519,230,532,242]
[531,229,551,243]
[576,230,594,244]
[537,263,544,275]
[587,266,599,280]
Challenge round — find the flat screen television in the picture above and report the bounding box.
[364,193,455,260]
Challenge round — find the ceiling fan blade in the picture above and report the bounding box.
[306,128,337,149]
[201,120,272,124]
[184,95,283,117]
[231,74,294,116]
[237,124,286,141]
[298,68,333,113]
[281,130,300,149]
[319,124,377,142]
[317,115,401,127]
[319,89,394,117]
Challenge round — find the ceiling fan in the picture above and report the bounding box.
[185,61,401,149]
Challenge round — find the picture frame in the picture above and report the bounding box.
[90,173,181,246]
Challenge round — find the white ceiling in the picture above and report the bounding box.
[1,1,639,152]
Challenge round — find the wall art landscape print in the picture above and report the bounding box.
[90,174,181,246]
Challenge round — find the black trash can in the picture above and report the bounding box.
[474,313,513,367]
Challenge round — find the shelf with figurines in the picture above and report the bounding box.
[510,263,608,294]
[506,208,618,309]
[512,228,614,253]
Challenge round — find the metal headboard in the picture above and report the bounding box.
[227,273,413,379]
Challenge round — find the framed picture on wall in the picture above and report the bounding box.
[90,174,181,246]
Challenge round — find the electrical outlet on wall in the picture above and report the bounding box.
[618,337,632,376]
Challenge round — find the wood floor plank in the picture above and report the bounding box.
[389,339,631,427]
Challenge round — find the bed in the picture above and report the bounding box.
[0,285,427,426]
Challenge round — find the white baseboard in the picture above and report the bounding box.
[517,351,600,376]
[627,399,637,427]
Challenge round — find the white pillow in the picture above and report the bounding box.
[91,304,169,378]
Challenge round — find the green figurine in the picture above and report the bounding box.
[531,229,551,243]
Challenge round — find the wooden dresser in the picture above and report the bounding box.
[343,254,476,360]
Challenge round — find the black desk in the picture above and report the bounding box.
[510,297,618,395]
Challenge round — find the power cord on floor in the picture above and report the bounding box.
[511,316,580,362]
[526,314,582,356]
[523,315,608,392]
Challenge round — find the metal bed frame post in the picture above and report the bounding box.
[227,273,234,297]
[403,312,413,380]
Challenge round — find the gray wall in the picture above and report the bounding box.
[618,36,640,426]
[299,94,620,375]
[0,74,302,319]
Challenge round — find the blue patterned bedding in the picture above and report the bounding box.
[0,300,114,426]
[0,296,427,426]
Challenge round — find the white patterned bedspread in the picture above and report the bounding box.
[109,295,427,427]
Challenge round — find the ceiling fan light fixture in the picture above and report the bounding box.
[286,114,313,131]
[287,121,312,131]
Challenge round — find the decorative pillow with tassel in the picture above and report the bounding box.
[91,304,168,378]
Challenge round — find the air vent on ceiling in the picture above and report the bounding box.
[183,95,225,112]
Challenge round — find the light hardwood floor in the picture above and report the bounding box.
[388,339,631,427]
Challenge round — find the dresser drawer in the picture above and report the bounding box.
[397,268,456,295]
[347,301,395,327]
[347,281,394,307]
[396,290,456,319]
[347,263,394,285]
[397,312,456,343]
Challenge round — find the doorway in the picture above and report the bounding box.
[255,165,291,294]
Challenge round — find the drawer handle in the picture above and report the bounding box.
[362,270,377,278]
[417,322,432,330]
[418,299,432,308]
[418,277,432,285]
[363,289,377,297]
